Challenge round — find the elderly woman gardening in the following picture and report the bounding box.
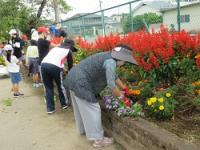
[64,44,137,148]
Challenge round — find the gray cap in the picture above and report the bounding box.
[111,46,138,65]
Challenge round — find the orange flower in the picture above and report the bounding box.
[129,89,141,95]
[192,81,200,86]
[195,54,200,59]
[195,89,200,95]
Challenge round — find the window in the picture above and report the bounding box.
[180,14,190,23]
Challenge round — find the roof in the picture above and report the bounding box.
[67,13,101,20]
[132,0,176,12]
[161,1,200,12]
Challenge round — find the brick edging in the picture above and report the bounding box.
[102,107,199,150]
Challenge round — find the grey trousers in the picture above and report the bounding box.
[70,90,104,140]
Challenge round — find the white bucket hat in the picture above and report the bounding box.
[9,29,17,35]
[111,45,138,65]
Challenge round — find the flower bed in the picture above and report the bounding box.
[101,104,199,150]
[74,27,200,146]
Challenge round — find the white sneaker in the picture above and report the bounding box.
[47,110,56,114]
[35,83,40,88]
[93,137,113,148]
[32,83,36,88]
[38,83,43,87]
[62,105,68,110]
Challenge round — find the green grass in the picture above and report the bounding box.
[2,98,13,106]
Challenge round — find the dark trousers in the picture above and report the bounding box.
[41,63,68,111]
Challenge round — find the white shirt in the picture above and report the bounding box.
[7,55,20,73]
[31,30,39,41]
[42,47,69,68]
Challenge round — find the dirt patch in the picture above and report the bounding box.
[148,111,200,146]
[0,76,117,150]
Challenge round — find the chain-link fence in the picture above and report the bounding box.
[61,0,200,41]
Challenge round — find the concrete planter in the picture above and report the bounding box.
[101,107,199,150]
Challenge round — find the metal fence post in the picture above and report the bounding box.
[129,2,133,32]
[102,10,106,36]
[81,17,86,39]
[177,0,181,32]
[99,0,105,36]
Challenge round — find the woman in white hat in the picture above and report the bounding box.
[4,44,24,97]
[8,29,23,59]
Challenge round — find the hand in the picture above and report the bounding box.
[123,87,130,96]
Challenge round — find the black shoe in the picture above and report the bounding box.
[13,93,20,97]
[18,93,24,96]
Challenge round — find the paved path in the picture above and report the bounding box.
[0,77,117,150]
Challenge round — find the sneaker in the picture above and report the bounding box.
[38,83,43,87]
[93,137,113,148]
[32,83,36,88]
[62,105,68,110]
[13,93,20,98]
[47,110,56,114]
[18,93,24,96]
[35,83,40,88]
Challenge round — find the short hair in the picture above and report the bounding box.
[59,30,67,38]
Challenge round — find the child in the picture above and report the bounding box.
[4,44,24,97]
[26,40,39,88]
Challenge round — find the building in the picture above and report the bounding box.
[161,1,200,32]
[61,13,103,36]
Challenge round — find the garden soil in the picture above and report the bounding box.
[0,77,118,150]
[150,114,200,146]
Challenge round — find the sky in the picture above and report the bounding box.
[64,0,137,18]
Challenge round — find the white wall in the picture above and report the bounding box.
[163,4,200,32]
[133,5,162,17]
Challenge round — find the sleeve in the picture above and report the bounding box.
[103,59,117,89]
[13,56,19,63]
[67,51,73,70]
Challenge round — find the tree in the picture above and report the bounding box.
[25,0,71,23]
[0,0,33,40]
[122,13,163,33]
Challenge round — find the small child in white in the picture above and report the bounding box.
[4,44,24,97]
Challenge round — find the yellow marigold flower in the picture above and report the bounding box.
[150,97,157,103]
[158,98,164,103]
[147,100,152,106]
[166,93,171,97]
[159,105,164,110]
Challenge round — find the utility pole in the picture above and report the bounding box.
[177,0,181,31]
[99,0,105,36]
